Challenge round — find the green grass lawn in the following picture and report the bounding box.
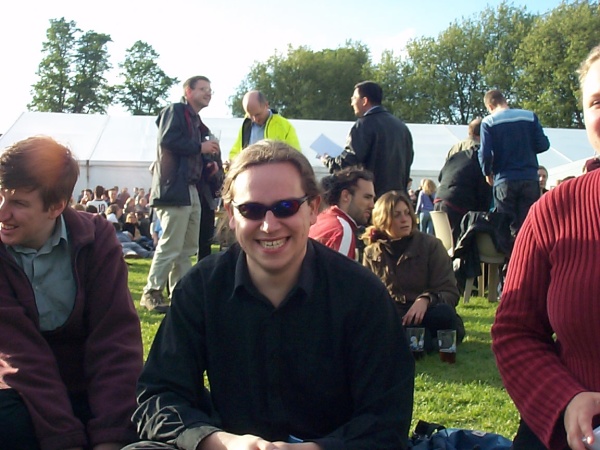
[126,258,519,440]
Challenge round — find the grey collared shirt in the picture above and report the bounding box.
[8,216,76,331]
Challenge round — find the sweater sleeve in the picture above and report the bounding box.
[479,120,493,176]
[532,114,550,154]
[491,208,586,449]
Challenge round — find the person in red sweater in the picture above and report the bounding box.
[309,167,375,261]
[492,44,600,450]
[0,136,143,450]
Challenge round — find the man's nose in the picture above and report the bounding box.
[260,210,280,233]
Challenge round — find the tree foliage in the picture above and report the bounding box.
[69,31,113,113]
[30,3,600,127]
[113,41,179,116]
[514,0,600,128]
[29,18,80,112]
[229,41,371,120]
[30,18,177,117]
[230,1,599,128]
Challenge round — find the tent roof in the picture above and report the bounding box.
[0,111,594,179]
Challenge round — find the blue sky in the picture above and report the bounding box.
[0,0,565,133]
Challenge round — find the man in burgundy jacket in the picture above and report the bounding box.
[0,136,143,450]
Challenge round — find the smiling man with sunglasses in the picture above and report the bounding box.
[126,140,415,450]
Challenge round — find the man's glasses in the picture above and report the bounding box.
[198,87,214,95]
[232,195,310,220]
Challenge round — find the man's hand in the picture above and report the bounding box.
[564,391,600,450]
[485,174,494,186]
[198,431,279,450]
[402,297,430,326]
[201,141,220,155]
[272,442,322,450]
[204,162,219,178]
[0,357,18,389]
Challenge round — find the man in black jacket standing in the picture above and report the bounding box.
[141,75,222,313]
[321,81,414,198]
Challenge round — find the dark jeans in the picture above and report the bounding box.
[0,389,40,450]
[0,389,93,450]
[493,179,539,237]
[511,418,548,450]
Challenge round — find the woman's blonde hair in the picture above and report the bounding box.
[421,178,436,195]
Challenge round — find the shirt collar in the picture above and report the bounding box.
[232,240,315,303]
[10,215,68,256]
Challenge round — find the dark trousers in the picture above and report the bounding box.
[511,418,548,450]
[493,179,539,237]
[198,199,215,260]
[0,389,40,450]
[0,389,93,450]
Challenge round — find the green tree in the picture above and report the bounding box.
[399,23,488,126]
[29,18,79,112]
[114,41,179,116]
[229,41,371,120]
[478,2,534,102]
[371,51,406,118]
[29,18,113,114]
[69,31,113,113]
[514,0,600,128]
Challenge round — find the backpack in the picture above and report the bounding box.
[409,420,512,450]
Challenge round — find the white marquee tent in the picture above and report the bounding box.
[0,111,594,197]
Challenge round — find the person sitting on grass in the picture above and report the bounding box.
[362,190,464,352]
[123,140,415,450]
[0,136,143,450]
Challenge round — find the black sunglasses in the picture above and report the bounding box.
[232,195,310,220]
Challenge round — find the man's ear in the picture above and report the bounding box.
[48,200,67,219]
[340,189,351,204]
[224,202,236,230]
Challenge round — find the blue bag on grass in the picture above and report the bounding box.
[409,420,512,450]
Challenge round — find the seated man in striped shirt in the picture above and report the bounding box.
[309,167,375,261]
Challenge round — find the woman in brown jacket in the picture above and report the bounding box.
[363,190,464,351]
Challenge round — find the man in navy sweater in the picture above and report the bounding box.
[479,89,550,236]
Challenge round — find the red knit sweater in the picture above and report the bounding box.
[492,169,600,449]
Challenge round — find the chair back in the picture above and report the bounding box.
[430,211,453,255]
[475,232,505,263]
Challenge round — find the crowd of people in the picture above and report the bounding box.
[1,43,600,450]
[74,185,156,259]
